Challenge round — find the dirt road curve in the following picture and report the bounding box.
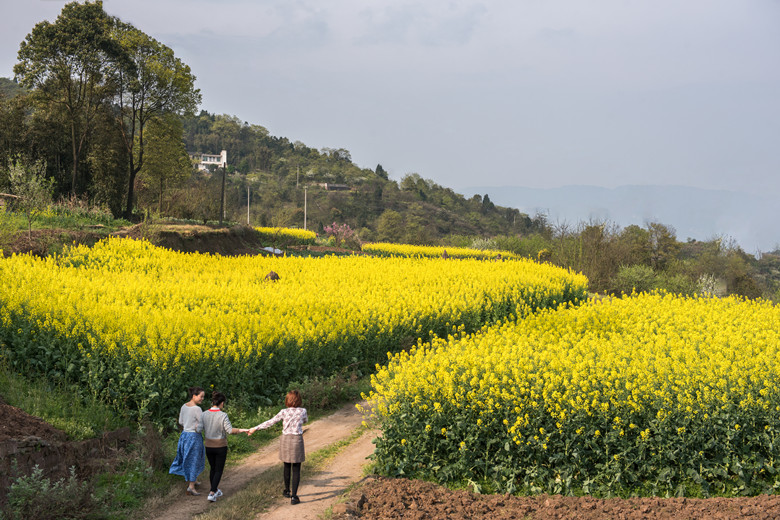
[149,402,371,520]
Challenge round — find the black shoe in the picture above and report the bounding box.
[283,490,291,498]
[291,496,300,505]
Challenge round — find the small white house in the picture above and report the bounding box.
[190,150,227,171]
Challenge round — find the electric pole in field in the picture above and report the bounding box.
[219,161,226,225]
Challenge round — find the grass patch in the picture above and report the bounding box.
[0,365,129,440]
[288,366,372,412]
[0,202,130,234]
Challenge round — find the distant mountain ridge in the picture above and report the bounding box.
[465,185,778,254]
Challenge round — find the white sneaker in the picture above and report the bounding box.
[207,494,217,502]
[215,489,223,498]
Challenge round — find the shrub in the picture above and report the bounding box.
[324,222,361,250]
[655,272,698,296]
[613,264,656,294]
[696,274,718,296]
[470,237,497,251]
[3,466,102,520]
[287,366,371,411]
[493,235,525,255]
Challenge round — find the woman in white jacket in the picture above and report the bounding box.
[249,389,308,505]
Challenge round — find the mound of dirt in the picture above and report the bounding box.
[114,223,273,256]
[0,394,137,507]
[1,229,105,257]
[0,395,67,443]
[338,476,780,520]
[4,223,363,259]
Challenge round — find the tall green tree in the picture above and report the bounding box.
[14,1,119,196]
[647,222,680,270]
[138,115,191,214]
[377,209,404,242]
[112,20,200,217]
[617,224,652,266]
[0,91,30,170]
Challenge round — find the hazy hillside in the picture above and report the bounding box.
[467,185,778,254]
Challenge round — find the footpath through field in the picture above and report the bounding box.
[147,401,373,520]
[253,431,375,520]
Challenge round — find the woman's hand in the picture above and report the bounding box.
[247,427,257,436]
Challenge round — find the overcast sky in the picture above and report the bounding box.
[2,0,779,198]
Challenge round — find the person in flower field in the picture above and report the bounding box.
[249,389,308,505]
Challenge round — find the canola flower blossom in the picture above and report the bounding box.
[368,292,780,496]
[0,237,586,421]
[254,226,316,243]
[362,242,519,260]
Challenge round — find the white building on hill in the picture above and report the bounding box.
[191,150,227,170]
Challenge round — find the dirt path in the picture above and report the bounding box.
[148,402,371,520]
[254,430,375,520]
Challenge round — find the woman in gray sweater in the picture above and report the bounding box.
[201,391,248,502]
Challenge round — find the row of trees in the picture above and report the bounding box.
[445,221,780,301]
[1,1,199,217]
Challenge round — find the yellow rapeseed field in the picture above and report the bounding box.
[0,237,586,421]
[254,226,317,242]
[362,242,519,260]
[368,292,780,496]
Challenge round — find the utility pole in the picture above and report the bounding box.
[246,184,250,225]
[304,185,308,230]
[219,162,226,225]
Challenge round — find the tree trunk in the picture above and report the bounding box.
[125,168,137,219]
[70,121,78,196]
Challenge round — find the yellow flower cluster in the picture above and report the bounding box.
[0,237,586,421]
[368,292,780,494]
[254,226,317,242]
[362,242,519,260]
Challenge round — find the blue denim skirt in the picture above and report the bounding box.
[169,431,205,481]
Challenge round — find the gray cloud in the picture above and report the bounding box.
[1,0,778,203]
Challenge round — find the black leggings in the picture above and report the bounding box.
[283,462,301,496]
[205,446,228,493]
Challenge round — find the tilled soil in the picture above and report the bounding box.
[0,394,67,443]
[339,476,780,520]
